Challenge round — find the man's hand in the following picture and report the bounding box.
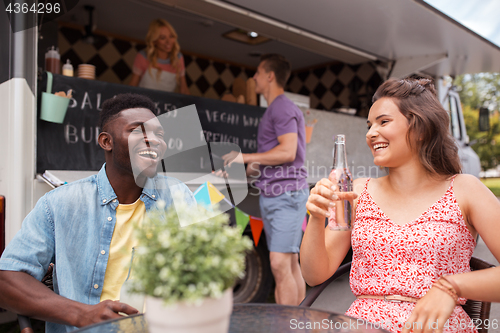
[212,169,228,179]
[0,270,139,329]
[75,300,139,327]
[222,151,244,167]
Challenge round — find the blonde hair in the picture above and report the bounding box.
[145,19,181,81]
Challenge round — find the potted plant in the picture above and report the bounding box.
[129,197,253,333]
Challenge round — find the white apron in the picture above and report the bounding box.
[139,68,177,92]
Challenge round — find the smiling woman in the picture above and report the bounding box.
[300,77,500,333]
[129,19,190,95]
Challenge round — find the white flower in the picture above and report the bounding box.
[153,286,163,297]
[156,200,166,210]
[198,229,209,241]
[155,253,166,266]
[206,255,219,267]
[159,267,170,281]
[228,261,239,274]
[158,230,171,247]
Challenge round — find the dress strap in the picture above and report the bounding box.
[449,174,458,189]
[364,178,371,190]
[359,178,371,199]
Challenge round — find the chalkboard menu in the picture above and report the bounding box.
[37,73,265,172]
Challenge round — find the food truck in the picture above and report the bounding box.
[1,0,499,303]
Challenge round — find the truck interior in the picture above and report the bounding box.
[38,0,500,80]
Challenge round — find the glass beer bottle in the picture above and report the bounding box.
[328,134,354,230]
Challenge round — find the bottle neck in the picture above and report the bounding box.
[333,142,348,169]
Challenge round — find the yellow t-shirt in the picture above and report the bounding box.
[100,199,146,301]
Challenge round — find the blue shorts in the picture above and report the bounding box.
[259,189,308,253]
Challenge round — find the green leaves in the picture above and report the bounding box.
[130,200,253,305]
[455,73,500,111]
[455,74,500,171]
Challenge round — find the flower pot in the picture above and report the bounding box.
[145,289,233,333]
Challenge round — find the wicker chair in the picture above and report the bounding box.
[463,257,495,332]
[300,257,495,333]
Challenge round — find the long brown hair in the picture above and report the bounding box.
[145,19,181,80]
[372,77,461,176]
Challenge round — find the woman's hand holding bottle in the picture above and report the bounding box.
[306,173,357,222]
[307,177,339,219]
[306,134,357,229]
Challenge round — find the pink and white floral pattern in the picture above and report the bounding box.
[345,177,477,333]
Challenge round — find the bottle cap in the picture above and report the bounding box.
[335,134,346,144]
[45,46,60,59]
[62,59,73,69]
[62,59,74,76]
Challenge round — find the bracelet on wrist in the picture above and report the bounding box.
[432,279,459,305]
[440,275,462,297]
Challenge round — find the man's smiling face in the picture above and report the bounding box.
[107,108,167,180]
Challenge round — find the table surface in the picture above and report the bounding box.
[72,304,391,333]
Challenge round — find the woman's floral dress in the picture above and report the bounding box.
[345,177,477,333]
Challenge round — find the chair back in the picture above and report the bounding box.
[462,257,495,333]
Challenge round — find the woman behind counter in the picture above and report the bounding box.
[129,19,190,94]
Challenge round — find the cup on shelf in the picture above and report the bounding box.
[78,64,96,80]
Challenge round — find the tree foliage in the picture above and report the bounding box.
[454,73,500,171]
[454,73,500,110]
[462,105,500,171]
